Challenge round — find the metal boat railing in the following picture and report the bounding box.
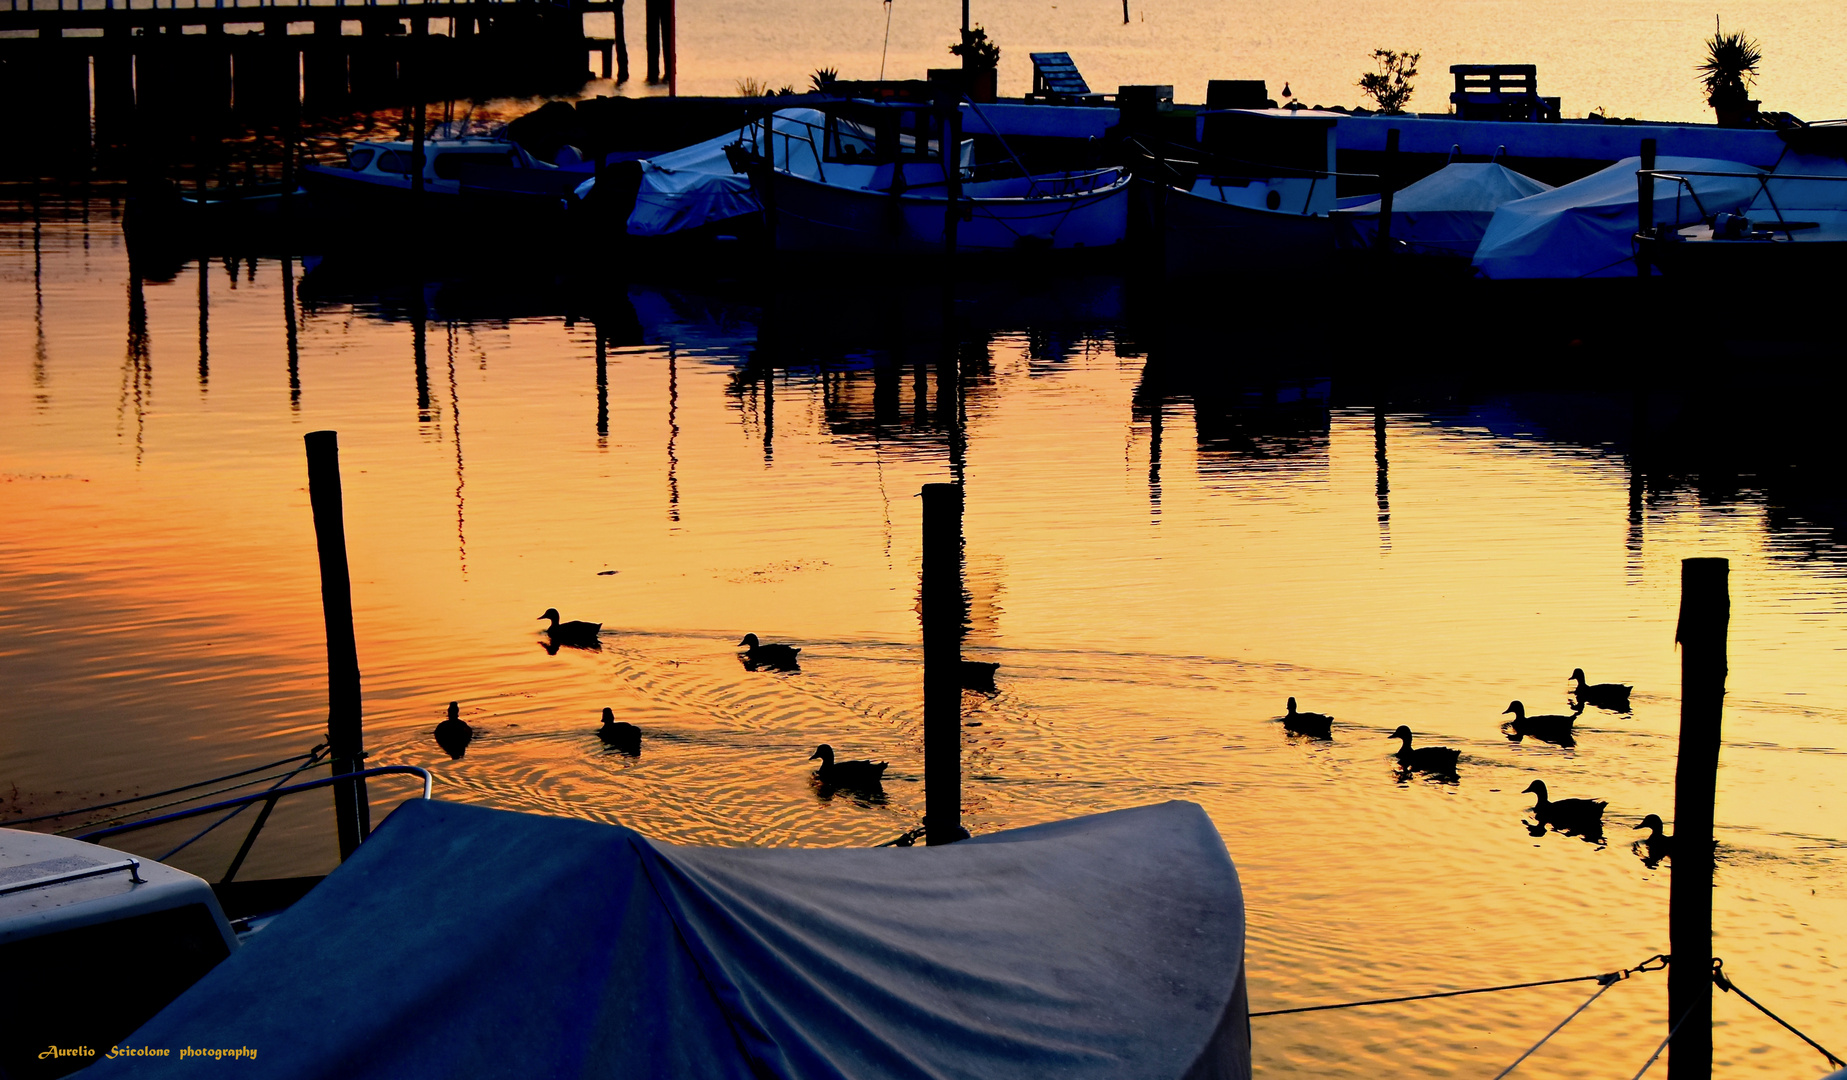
[1638,167,1847,235]
[73,766,433,881]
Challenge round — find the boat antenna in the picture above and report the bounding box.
[880,0,894,80]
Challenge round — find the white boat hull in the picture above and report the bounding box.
[1158,179,1337,274]
[765,168,1130,254]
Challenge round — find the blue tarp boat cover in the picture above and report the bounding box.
[1338,162,1553,259]
[94,799,1249,1080]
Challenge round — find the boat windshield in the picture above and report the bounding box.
[823,106,940,164]
[345,147,375,172]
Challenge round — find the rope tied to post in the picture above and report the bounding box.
[1711,957,1845,1069]
[1249,953,1667,1017]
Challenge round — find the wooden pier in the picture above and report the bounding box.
[0,0,655,157]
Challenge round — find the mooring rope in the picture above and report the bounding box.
[1628,1007,1696,1080]
[2,744,328,829]
[1249,954,1668,1018]
[1712,958,1845,1069]
[1489,977,1621,1079]
[157,745,332,862]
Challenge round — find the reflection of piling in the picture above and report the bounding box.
[921,482,965,845]
[1376,128,1399,253]
[1636,137,1657,277]
[1668,556,1727,1080]
[304,431,370,861]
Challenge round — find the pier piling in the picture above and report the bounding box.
[1668,556,1727,1080]
[1637,137,1657,277]
[305,431,370,860]
[922,482,965,845]
[1377,127,1399,254]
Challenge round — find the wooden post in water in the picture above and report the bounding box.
[1668,556,1728,1080]
[921,482,964,845]
[304,431,369,860]
[1637,137,1657,277]
[1376,127,1399,254]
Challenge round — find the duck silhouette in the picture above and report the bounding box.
[1501,700,1582,748]
[1632,813,1673,867]
[539,608,602,648]
[1389,726,1459,773]
[597,707,641,755]
[434,701,473,760]
[1569,668,1632,712]
[1523,779,1606,838]
[809,743,887,789]
[960,659,1001,694]
[1280,697,1332,739]
[738,633,801,671]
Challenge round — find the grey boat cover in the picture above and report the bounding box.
[1339,162,1553,258]
[93,799,1249,1080]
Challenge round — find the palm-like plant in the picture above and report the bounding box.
[1698,31,1762,109]
[810,67,839,93]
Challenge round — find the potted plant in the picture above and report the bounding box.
[1699,30,1762,127]
[950,26,1000,103]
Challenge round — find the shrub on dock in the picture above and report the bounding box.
[1358,48,1420,114]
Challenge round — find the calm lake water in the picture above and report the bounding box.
[3,197,1844,1077]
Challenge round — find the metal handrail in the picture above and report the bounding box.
[75,766,433,844]
[1637,167,1847,235]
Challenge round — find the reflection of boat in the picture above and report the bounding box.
[1149,110,1343,274]
[80,799,1252,1079]
[751,93,1131,255]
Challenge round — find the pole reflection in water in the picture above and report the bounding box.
[118,269,150,466]
[595,331,609,446]
[448,320,466,576]
[32,198,49,410]
[1133,354,1164,520]
[414,290,432,430]
[666,345,680,524]
[196,255,208,392]
[283,255,300,412]
[1375,406,1390,552]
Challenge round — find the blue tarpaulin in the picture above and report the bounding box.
[93,799,1249,1079]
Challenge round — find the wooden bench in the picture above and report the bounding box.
[1029,52,1107,104]
[1450,65,1560,122]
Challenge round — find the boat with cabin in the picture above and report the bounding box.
[746,84,1132,256]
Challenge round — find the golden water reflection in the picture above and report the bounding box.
[2,202,1845,1078]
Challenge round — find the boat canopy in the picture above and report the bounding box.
[1339,162,1552,258]
[614,108,829,237]
[95,798,1250,1079]
[1472,155,1761,278]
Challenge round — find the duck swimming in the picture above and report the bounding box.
[1280,697,1333,740]
[434,701,473,760]
[738,633,801,671]
[1632,813,1673,867]
[1523,779,1606,835]
[1500,700,1581,748]
[1389,726,1459,773]
[809,743,887,788]
[539,609,602,648]
[598,707,641,755]
[1569,668,1632,712]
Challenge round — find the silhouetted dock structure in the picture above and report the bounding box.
[0,0,648,155]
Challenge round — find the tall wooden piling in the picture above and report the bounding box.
[1377,127,1399,253]
[1668,556,1728,1080]
[1637,137,1657,277]
[304,431,369,860]
[921,482,965,845]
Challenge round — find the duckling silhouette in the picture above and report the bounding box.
[738,633,801,671]
[1389,726,1459,773]
[1569,668,1631,712]
[809,743,887,789]
[1501,700,1582,748]
[960,659,1001,694]
[539,608,602,648]
[597,707,641,755]
[1280,697,1332,739]
[1632,813,1673,867]
[434,701,473,760]
[1523,779,1606,838]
